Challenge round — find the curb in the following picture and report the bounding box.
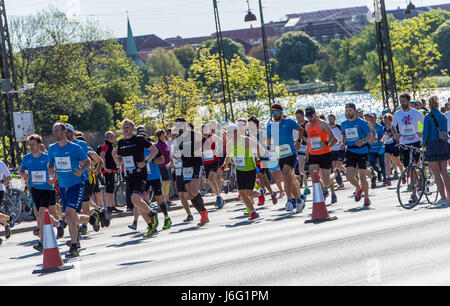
[2,196,240,236]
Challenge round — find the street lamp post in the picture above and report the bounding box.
[212,0,234,123]
[245,0,275,120]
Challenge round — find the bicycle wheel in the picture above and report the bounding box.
[114,182,127,207]
[0,194,21,222]
[397,165,425,209]
[424,168,439,205]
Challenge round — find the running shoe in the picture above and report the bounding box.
[271,192,278,205]
[99,209,110,228]
[89,211,100,232]
[33,241,44,252]
[384,179,392,187]
[408,194,419,204]
[151,212,159,230]
[216,196,224,209]
[183,214,193,222]
[224,182,229,194]
[128,222,137,230]
[8,213,15,228]
[331,194,338,204]
[303,187,311,196]
[66,240,81,249]
[248,211,259,220]
[323,186,329,199]
[337,183,345,189]
[371,176,377,189]
[335,170,343,186]
[355,189,363,202]
[162,217,172,230]
[197,210,209,227]
[143,228,158,238]
[258,189,265,206]
[363,198,371,208]
[79,224,88,236]
[393,172,399,180]
[111,207,123,213]
[4,225,11,239]
[56,221,65,239]
[286,199,294,212]
[65,247,80,258]
[377,172,382,182]
[244,208,251,216]
[278,191,285,199]
[296,197,306,214]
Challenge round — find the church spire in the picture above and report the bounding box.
[126,15,141,65]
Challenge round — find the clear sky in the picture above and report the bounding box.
[5,0,449,39]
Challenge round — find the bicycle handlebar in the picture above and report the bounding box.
[395,144,423,152]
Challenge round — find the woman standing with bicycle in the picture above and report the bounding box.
[422,96,450,205]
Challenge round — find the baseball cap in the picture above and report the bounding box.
[345,103,356,110]
[136,126,148,136]
[305,106,316,117]
[381,109,389,115]
[411,100,420,106]
[65,124,75,132]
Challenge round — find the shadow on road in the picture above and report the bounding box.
[169,226,201,234]
[119,260,152,266]
[344,206,372,213]
[106,239,147,248]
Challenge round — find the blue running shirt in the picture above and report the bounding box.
[73,139,90,181]
[20,152,53,191]
[369,123,385,153]
[48,141,88,188]
[341,118,372,154]
[267,118,300,158]
[144,148,161,181]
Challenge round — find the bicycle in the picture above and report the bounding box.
[114,172,155,208]
[396,144,438,209]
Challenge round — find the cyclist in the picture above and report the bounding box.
[341,103,374,207]
[48,122,101,258]
[392,93,425,203]
[304,106,337,204]
[112,119,161,238]
[267,103,305,212]
[172,118,209,226]
[20,134,64,252]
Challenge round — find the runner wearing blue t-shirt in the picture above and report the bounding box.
[20,134,65,252]
[267,103,305,212]
[48,122,101,258]
[365,113,388,188]
[341,103,374,207]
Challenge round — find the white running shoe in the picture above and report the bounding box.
[286,200,294,211]
[296,198,306,214]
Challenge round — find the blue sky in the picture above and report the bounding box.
[6,0,449,39]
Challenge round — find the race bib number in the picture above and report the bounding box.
[55,157,71,172]
[332,142,341,150]
[183,167,194,181]
[278,144,293,158]
[146,162,151,174]
[345,127,359,142]
[175,159,182,176]
[298,144,307,153]
[123,156,136,171]
[401,125,415,137]
[233,157,246,169]
[203,150,214,161]
[383,135,394,144]
[310,137,322,151]
[31,171,46,184]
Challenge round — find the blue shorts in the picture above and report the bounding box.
[59,183,85,213]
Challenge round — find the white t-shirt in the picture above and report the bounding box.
[0,161,11,192]
[330,125,342,151]
[392,108,424,144]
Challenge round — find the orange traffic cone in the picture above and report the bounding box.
[305,170,337,224]
[33,210,74,274]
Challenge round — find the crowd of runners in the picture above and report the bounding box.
[1,93,450,258]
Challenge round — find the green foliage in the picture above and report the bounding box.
[433,20,450,74]
[301,64,320,82]
[145,48,185,82]
[273,31,321,82]
[173,45,196,73]
[195,38,247,63]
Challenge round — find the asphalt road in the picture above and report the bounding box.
[1,182,450,286]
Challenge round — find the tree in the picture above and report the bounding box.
[146,48,185,82]
[301,63,320,83]
[433,20,450,74]
[273,31,321,82]
[248,37,277,63]
[195,38,247,63]
[173,45,195,73]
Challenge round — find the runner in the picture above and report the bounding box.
[48,122,101,258]
[267,104,305,212]
[155,129,174,208]
[341,103,374,207]
[228,121,266,220]
[328,114,345,190]
[295,109,311,197]
[0,160,14,247]
[248,116,278,205]
[19,134,64,252]
[172,118,209,226]
[97,131,120,220]
[366,113,388,188]
[112,119,161,238]
[382,114,403,184]
[392,93,425,203]
[207,120,229,195]
[304,107,338,204]
[201,124,225,208]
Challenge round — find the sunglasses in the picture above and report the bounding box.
[271,110,281,115]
